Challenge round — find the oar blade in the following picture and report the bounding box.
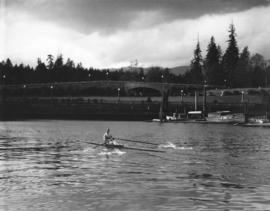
[116,138,159,146]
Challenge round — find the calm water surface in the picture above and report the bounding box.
[0,120,270,211]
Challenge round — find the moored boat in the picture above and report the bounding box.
[206,111,245,123]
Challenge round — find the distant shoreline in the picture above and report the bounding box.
[0,97,268,121]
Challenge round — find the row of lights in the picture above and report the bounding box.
[1,73,230,84]
[86,73,228,84]
[2,73,160,82]
[20,85,245,102]
[88,72,146,81]
[1,74,244,102]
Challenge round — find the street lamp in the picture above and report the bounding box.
[117,88,120,102]
[88,73,91,80]
[2,75,6,85]
[1,75,6,100]
[241,91,244,102]
[180,90,183,103]
[50,85,54,99]
[203,81,207,118]
[106,71,109,80]
[23,84,26,98]
[224,79,227,88]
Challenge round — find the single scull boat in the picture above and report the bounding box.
[89,142,165,153]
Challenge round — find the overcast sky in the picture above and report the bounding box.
[1,0,270,68]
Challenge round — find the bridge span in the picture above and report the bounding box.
[1,80,222,121]
[0,80,220,94]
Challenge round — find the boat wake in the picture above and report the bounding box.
[159,142,193,150]
[98,149,126,156]
[83,147,96,153]
[159,142,177,149]
[176,146,193,150]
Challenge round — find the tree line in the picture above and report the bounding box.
[0,55,184,85]
[187,24,270,88]
[0,24,269,88]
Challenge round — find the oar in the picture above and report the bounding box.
[123,146,165,153]
[114,137,159,146]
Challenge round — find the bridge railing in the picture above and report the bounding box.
[0,80,223,89]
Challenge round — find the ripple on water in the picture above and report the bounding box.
[0,121,270,211]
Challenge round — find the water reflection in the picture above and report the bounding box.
[0,121,270,210]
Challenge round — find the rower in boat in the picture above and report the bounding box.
[103,128,123,149]
[89,132,165,152]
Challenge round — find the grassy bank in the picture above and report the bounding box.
[0,95,269,120]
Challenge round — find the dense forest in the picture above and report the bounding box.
[0,24,269,88]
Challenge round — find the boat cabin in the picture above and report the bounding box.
[187,111,203,119]
[218,111,232,116]
[166,113,186,121]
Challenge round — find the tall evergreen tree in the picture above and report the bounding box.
[266,64,270,88]
[217,45,223,63]
[250,53,267,87]
[189,41,204,84]
[222,23,239,87]
[46,54,54,71]
[234,47,251,87]
[35,58,48,83]
[53,54,64,82]
[64,58,75,82]
[204,36,223,85]
[250,53,266,68]
[54,54,64,69]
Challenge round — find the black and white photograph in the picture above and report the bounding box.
[1,0,270,210]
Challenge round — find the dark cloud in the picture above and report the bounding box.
[6,0,270,33]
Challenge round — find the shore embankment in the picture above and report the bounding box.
[0,95,269,121]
